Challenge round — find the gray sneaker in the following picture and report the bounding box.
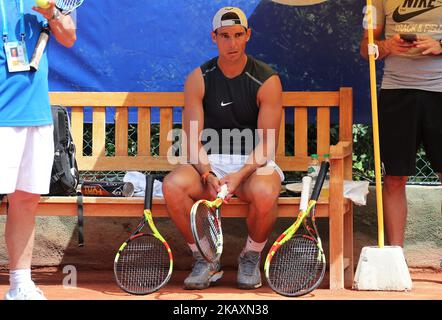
[237,251,262,289]
[184,252,223,290]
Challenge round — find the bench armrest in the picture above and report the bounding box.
[329,140,353,194]
[329,141,352,160]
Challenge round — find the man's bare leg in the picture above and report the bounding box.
[162,164,222,289]
[4,190,46,299]
[235,170,281,289]
[162,164,209,243]
[383,175,408,247]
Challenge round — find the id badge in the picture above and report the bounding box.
[4,41,30,72]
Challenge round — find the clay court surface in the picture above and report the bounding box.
[0,267,441,300]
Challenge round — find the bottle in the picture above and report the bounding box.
[322,154,330,198]
[307,154,320,188]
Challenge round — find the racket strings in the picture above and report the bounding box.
[115,235,170,294]
[268,236,325,296]
[56,0,83,12]
[195,203,221,261]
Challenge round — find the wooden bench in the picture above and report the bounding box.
[0,88,353,290]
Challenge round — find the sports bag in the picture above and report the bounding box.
[46,105,79,196]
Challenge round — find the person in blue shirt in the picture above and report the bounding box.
[0,0,76,300]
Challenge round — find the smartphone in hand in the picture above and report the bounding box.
[400,33,417,43]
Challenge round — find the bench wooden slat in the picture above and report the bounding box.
[92,107,106,157]
[115,108,128,156]
[282,91,340,106]
[180,108,185,138]
[71,107,84,156]
[137,108,151,156]
[317,107,330,156]
[50,92,342,108]
[339,88,354,182]
[74,151,352,173]
[75,155,185,171]
[276,156,310,170]
[277,110,285,156]
[0,197,350,218]
[294,107,308,158]
[339,87,353,142]
[159,107,173,156]
[50,92,185,107]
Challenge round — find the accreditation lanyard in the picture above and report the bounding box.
[1,0,26,43]
[1,0,30,72]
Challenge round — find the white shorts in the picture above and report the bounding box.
[207,154,285,182]
[0,125,54,194]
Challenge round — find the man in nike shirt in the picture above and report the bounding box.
[360,0,442,247]
[163,7,284,290]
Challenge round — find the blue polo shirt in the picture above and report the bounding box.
[0,0,51,127]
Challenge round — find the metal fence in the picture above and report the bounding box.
[409,151,440,185]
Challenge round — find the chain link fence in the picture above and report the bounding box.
[80,123,168,182]
[409,151,440,185]
[352,124,440,185]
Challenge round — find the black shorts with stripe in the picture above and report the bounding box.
[379,89,442,176]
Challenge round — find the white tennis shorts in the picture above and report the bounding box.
[208,154,285,182]
[0,125,54,194]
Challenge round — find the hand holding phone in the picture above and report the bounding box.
[400,33,417,43]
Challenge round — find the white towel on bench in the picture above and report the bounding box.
[123,171,163,197]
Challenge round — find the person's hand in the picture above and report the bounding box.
[384,34,414,55]
[414,35,442,55]
[206,174,221,200]
[32,0,56,20]
[219,172,243,202]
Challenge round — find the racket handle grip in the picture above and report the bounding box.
[29,28,50,72]
[144,174,155,210]
[217,184,228,199]
[300,176,312,211]
[310,161,330,201]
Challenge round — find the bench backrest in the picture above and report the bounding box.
[49,88,352,172]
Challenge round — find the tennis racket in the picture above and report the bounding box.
[114,174,173,295]
[29,26,50,71]
[264,160,330,297]
[30,0,84,71]
[190,184,229,263]
[36,0,84,13]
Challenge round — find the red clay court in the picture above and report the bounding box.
[1,267,441,300]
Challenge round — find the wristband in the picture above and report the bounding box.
[201,171,216,184]
[49,8,61,22]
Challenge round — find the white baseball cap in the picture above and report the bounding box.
[212,7,248,31]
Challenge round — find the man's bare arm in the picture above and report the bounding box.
[33,1,76,48]
[237,75,283,180]
[183,68,212,175]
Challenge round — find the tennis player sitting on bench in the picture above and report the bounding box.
[162,7,284,290]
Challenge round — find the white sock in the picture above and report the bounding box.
[9,269,35,292]
[188,243,198,253]
[241,235,267,256]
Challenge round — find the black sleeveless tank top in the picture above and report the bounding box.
[200,55,277,155]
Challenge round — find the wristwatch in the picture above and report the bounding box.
[49,7,61,22]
